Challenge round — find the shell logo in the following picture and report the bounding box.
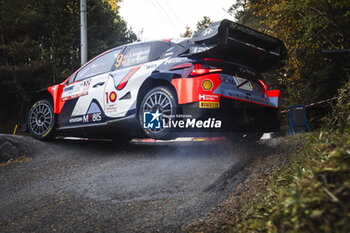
[202,79,213,91]
[109,91,117,102]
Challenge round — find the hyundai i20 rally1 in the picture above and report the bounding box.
[27,19,287,142]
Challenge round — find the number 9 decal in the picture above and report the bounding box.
[115,54,123,68]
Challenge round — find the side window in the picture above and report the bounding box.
[116,42,172,69]
[75,49,121,81]
[152,42,172,59]
[119,45,151,68]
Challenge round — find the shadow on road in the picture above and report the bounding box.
[0,134,281,232]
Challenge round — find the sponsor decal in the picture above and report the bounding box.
[162,52,173,57]
[233,76,253,92]
[201,79,213,91]
[146,64,157,70]
[106,105,117,113]
[200,25,219,37]
[199,101,220,109]
[221,74,254,92]
[42,127,52,137]
[223,91,270,105]
[69,117,83,123]
[202,28,214,36]
[162,88,173,99]
[69,112,102,124]
[229,23,277,44]
[83,113,102,123]
[163,57,186,65]
[105,91,118,113]
[109,91,117,102]
[62,80,90,101]
[162,46,176,57]
[199,94,219,102]
[190,46,213,53]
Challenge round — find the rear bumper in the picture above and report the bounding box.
[171,73,280,108]
[181,96,280,132]
[171,73,280,133]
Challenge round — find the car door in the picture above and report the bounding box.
[103,42,172,118]
[58,49,122,128]
[103,44,152,118]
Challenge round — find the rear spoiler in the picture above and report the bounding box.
[179,19,287,72]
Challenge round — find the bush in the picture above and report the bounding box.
[327,80,350,132]
[237,80,350,232]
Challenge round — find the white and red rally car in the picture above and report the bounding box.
[27,19,286,142]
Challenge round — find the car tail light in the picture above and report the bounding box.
[170,63,222,78]
[258,79,267,91]
[170,63,193,70]
[204,58,226,63]
[190,64,222,76]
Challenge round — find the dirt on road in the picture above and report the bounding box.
[0,134,299,232]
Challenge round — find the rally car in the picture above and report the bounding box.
[27,19,287,142]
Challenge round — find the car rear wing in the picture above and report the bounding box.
[179,19,287,72]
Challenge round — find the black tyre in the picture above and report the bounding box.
[138,86,177,140]
[28,99,56,140]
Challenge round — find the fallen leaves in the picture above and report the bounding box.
[0,155,31,167]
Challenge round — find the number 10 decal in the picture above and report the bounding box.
[106,91,117,104]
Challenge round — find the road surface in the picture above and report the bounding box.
[0,135,278,232]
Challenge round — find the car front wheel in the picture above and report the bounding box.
[28,99,56,140]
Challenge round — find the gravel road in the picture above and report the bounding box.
[0,134,279,232]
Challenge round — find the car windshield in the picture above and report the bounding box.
[75,49,122,81]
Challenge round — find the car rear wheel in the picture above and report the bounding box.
[139,86,177,140]
[28,99,56,140]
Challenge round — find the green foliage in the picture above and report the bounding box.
[227,0,262,30]
[102,0,122,13]
[238,131,350,232]
[181,16,213,38]
[326,80,350,132]
[230,0,350,128]
[236,83,350,232]
[0,0,136,130]
[181,25,193,38]
[196,16,213,31]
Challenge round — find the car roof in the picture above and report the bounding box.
[110,38,187,51]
